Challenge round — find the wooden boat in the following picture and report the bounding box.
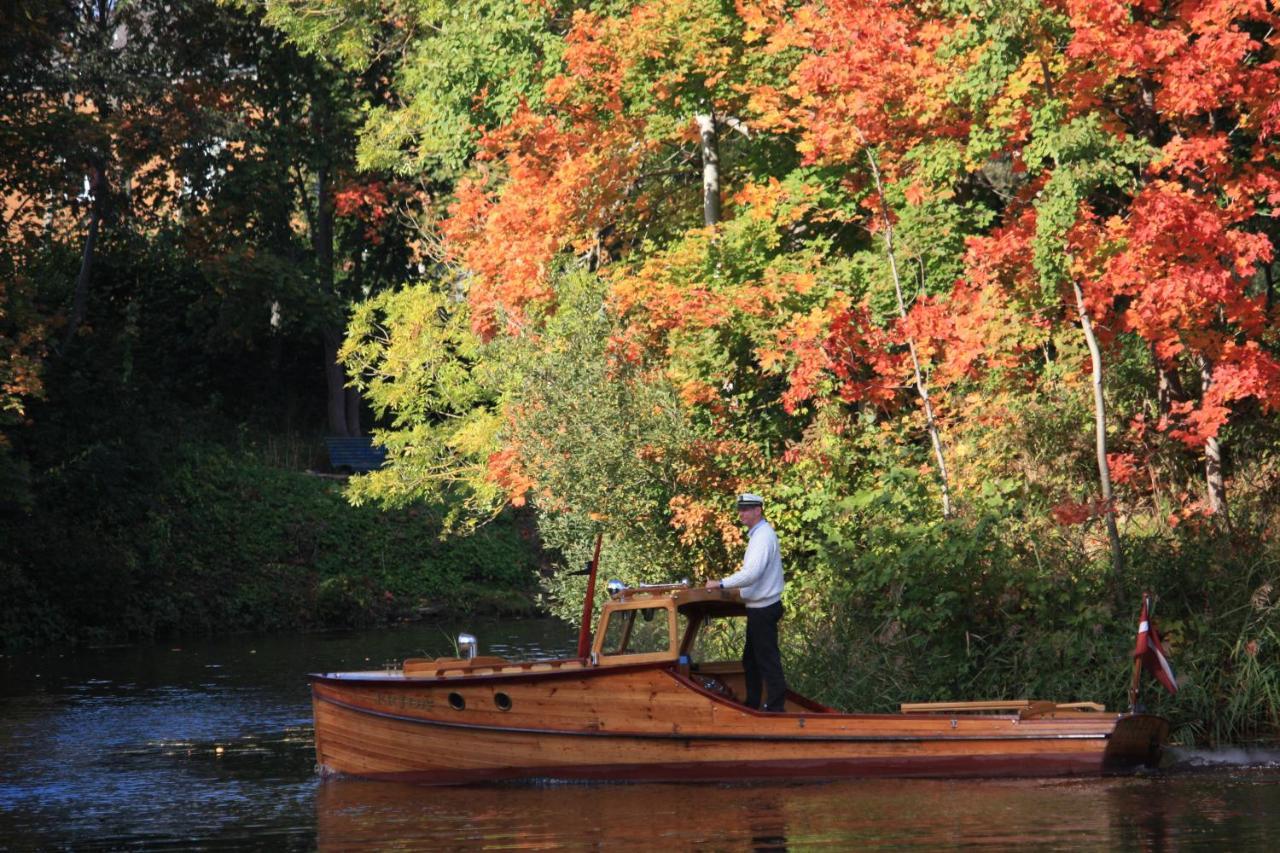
[310,583,1167,784]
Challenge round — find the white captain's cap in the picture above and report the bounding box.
[736,493,764,508]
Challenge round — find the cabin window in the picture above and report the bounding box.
[600,606,671,656]
[686,612,744,662]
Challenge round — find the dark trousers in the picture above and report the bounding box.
[742,601,787,711]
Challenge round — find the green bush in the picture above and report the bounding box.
[0,439,542,651]
[778,496,1280,747]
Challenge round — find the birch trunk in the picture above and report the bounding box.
[865,150,953,518]
[64,169,102,349]
[695,112,721,226]
[1072,279,1124,580]
[1197,354,1228,519]
[64,4,117,350]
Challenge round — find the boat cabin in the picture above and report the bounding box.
[591,582,741,662]
[402,582,796,706]
[590,582,792,707]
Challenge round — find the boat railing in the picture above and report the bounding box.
[402,656,591,678]
[609,580,690,600]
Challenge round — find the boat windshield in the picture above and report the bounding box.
[599,605,671,655]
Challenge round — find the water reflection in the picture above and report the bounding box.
[312,771,1280,851]
[315,778,796,851]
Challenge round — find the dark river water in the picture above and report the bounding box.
[2,618,1280,850]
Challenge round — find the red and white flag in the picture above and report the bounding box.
[1134,596,1178,695]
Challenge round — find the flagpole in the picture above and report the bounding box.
[575,530,604,659]
[1128,592,1149,712]
[1127,654,1143,711]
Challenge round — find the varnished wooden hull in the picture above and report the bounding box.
[310,665,1167,785]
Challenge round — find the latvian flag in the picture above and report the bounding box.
[1134,596,1178,694]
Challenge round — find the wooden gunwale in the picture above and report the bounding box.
[312,747,1120,784]
[317,754,1111,785]
[312,658,661,688]
[313,691,1117,742]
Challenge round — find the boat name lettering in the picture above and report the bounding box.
[375,692,434,711]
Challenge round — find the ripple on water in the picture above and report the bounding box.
[1167,745,1280,770]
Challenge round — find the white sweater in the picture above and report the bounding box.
[721,520,784,608]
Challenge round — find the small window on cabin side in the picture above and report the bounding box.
[600,607,671,656]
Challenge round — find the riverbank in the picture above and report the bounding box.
[0,439,544,653]
[4,429,1279,749]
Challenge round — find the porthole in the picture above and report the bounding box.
[448,692,465,710]
[494,692,512,711]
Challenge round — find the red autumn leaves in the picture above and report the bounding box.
[433,0,1280,525]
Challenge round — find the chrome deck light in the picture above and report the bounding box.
[457,632,478,660]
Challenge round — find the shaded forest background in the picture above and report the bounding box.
[4,0,1280,745]
[0,0,542,651]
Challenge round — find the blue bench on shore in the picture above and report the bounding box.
[324,436,388,473]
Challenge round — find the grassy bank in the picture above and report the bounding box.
[0,439,543,653]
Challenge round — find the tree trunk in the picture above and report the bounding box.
[1265,263,1274,318]
[312,139,350,437]
[63,167,103,350]
[323,327,350,437]
[342,244,364,437]
[865,149,953,518]
[1154,351,1185,416]
[1072,279,1124,580]
[695,112,721,226]
[1197,354,1229,519]
[344,386,362,437]
[314,159,333,290]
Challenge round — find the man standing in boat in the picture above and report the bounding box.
[706,493,787,712]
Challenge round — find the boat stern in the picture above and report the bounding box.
[1103,713,1168,773]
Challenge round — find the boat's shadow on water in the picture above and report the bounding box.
[311,764,1280,851]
